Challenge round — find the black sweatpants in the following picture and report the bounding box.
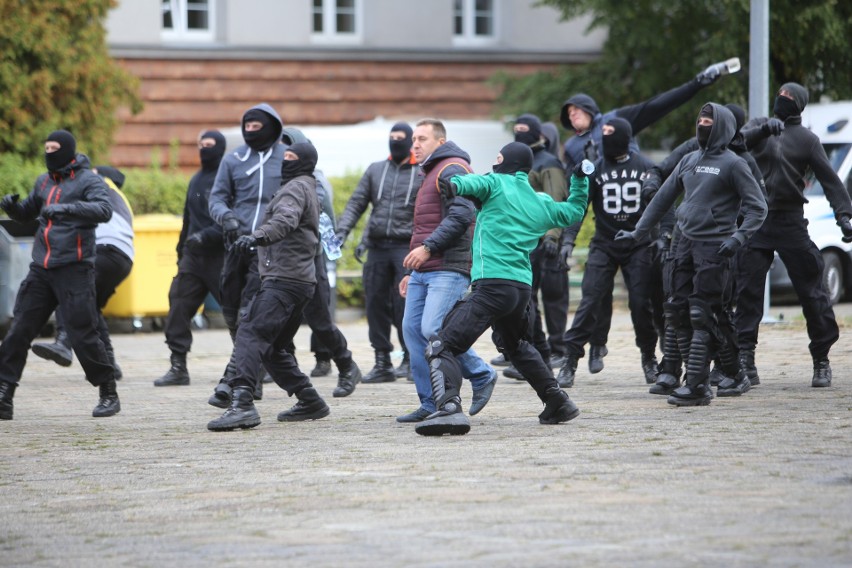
[362,242,408,353]
[219,246,261,333]
[734,210,839,360]
[0,263,114,387]
[231,279,315,395]
[564,239,657,358]
[164,248,224,355]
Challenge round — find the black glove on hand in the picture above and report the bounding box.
[560,243,574,267]
[185,232,204,249]
[614,230,635,242]
[354,243,367,264]
[572,159,595,179]
[839,216,852,243]
[717,236,742,258]
[542,236,559,258]
[232,235,258,255]
[438,177,456,195]
[222,213,240,246]
[695,67,720,86]
[41,204,72,220]
[761,118,785,137]
[0,193,20,214]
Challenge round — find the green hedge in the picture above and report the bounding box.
[0,157,594,307]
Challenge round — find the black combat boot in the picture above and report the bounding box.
[538,388,580,425]
[502,364,525,380]
[154,352,190,386]
[0,381,17,420]
[739,348,760,386]
[812,358,832,388]
[207,386,261,431]
[717,369,752,397]
[362,350,396,383]
[394,351,411,379]
[556,352,578,388]
[92,379,121,417]
[587,344,608,374]
[415,396,470,436]
[208,358,238,408]
[641,350,659,384]
[667,382,713,407]
[333,361,362,398]
[277,387,330,421]
[310,359,332,378]
[31,329,73,367]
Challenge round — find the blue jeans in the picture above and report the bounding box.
[402,270,494,413]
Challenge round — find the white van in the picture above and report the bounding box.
[769,101,852,304]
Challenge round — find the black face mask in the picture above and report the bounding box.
[773,96,799,121]
[281,142,318,184]
[492,142,533,174]
[389,138,412,163]
[513,130,540,147]
[696,124,712,149]
[200,146,224,171]
[45,130,76,172]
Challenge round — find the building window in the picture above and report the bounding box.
[162,0,215,41]
[312,0,361,42]
[454,0,496,44]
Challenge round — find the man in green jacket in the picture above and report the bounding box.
[415,142,591,436]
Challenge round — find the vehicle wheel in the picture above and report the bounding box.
[822,251,843,305]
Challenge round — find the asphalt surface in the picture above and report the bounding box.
[0,306,851,567]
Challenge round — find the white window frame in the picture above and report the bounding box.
[453,0,498,47]
[161,0,215,42]
[311,0,363,45]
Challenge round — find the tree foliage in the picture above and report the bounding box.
[493,0,852,150]
[0,0,142,162]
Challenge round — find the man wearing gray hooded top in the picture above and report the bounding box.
[208,103,284,406]
[735,82,852,388]
[616,103,767,406]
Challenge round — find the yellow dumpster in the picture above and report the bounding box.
[103,214,182,319]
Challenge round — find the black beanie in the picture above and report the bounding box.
[45,130,77,172]
[95,165,126,188]
[601,117,632,160]
[493,141,533,175]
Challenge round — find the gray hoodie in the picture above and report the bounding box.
[633,103,767,244]
[208,103,285,234]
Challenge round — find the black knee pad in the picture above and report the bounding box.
[425,334,447,360]
[664,301,689,329]
[688,300,714,332]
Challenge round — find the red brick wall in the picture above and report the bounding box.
[111,58,560,170]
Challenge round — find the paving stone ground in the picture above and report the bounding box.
[1,305,851,567]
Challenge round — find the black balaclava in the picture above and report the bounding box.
[199,130,226,171]
[696,104,714,149]
[514,113,543,147]
[601,117,632,161]
[724,103,746,132]
[389,121,413,163]
[45,130,76,172]
[281,141,319,184]
[242,109,277,151]
[492,142,533,175]
[773,94,800,122]
[95,165,126,189]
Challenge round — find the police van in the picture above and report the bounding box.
[770,101,852,304]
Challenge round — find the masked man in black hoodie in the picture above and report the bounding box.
[208,142,329,431]
[735,82,852,388]
[616,104,767,406]
[155,130,227,386]
[0,130,118,419]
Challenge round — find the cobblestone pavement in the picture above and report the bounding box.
[0,308,850,567]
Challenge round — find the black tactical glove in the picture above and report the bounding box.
[221,212,240,246]
[652,233,672,262]
[438,177,456,196]
[560,242,574,267]
[614,230,636,242]
[41,203,73,220]
[542,235,559,258]
[185,232,204,249]
[232,235,258,255]
[717,236,742,258]
[761,118,785,137]
[0,193,20,214]
[572,159,595,179]
[839,216,852,243]
[354,243,368,264]
[694,67,721,86]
